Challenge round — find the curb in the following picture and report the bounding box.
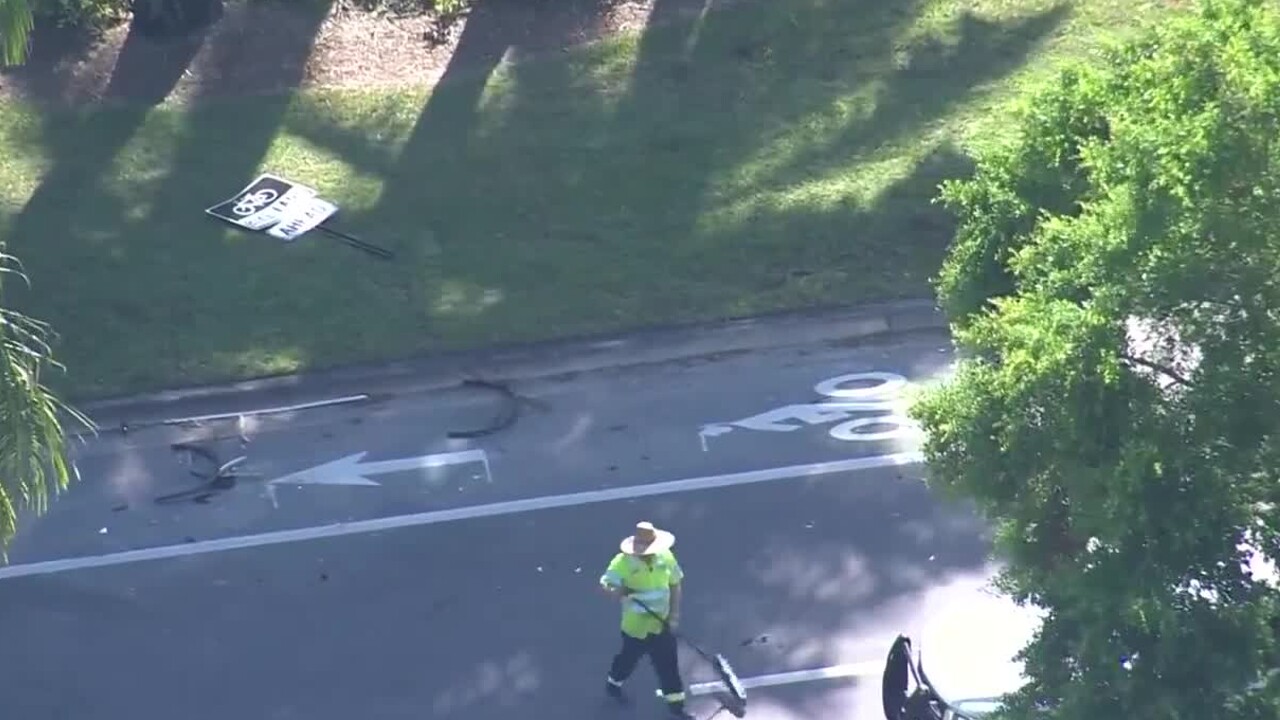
[75,298,949,429]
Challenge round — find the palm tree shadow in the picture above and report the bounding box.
[6,0,1072,397]
[4,14,213,320]
[375,0,705,183]
[3,2,333,394]
[269,0,1062,352]
[276,0,716,184]
[99,9,219,104]
[413,0,935,323]
[344,0,716,314]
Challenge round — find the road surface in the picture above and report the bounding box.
[0,329,1011,720]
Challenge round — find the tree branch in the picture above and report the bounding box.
[1120,353,1195,388]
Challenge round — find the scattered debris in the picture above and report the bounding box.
[156,442,263,505]
[448,379,521,439]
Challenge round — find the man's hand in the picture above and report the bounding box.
[600,583,632,601]
[667,613,680,631]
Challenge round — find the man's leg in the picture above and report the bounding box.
[648,629,692,718]
[606,631,648,702]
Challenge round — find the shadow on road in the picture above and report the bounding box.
[0,465,996,720]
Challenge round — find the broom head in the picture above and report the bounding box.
[713,652,747,718]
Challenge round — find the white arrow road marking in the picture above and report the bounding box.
[267,449,491,488]
[264,449,491,508]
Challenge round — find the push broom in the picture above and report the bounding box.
[628,595,748,719]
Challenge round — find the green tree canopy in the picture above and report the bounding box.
[910,0,1280,717]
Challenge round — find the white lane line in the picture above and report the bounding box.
[657,661,883,698]
[0,451,922,581]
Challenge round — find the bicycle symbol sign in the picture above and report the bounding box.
[698,371,922,446]
[233,188,280,216]
[205,174,308,231]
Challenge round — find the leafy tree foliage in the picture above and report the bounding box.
[0,252,93,555]
[910,0,1280,717]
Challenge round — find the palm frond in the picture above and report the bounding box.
[0,0,34,68]
[0,250,95,557]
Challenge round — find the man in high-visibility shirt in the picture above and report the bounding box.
[598,521,694,719]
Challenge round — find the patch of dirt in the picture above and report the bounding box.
[0,0,716,108]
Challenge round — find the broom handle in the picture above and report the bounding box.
[624,590,749,718]
[626,593,716,662]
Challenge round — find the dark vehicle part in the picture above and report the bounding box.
[883,634,946,720]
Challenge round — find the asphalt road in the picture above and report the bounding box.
[0,330,1012,720]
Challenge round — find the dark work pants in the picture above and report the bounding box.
[607,629,686,705]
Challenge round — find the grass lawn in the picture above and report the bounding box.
[0,0,1179,402]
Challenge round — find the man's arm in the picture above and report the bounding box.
[599,556,632,600]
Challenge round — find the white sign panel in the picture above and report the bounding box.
[266,197,339,241]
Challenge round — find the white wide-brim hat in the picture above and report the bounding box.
[620,521,675,555]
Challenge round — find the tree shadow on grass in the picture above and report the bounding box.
[11,0,1063,402]
[266,0,725,355]
[6,10,215,192]
[1,16,215,396]
[2,2,333,396]
[280,0,935,348]
[354,0,719,252]
[357,0,1056,340]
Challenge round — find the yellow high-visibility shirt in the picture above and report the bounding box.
[600,550,684,639]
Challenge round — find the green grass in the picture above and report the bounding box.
[0,0,1179,401]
